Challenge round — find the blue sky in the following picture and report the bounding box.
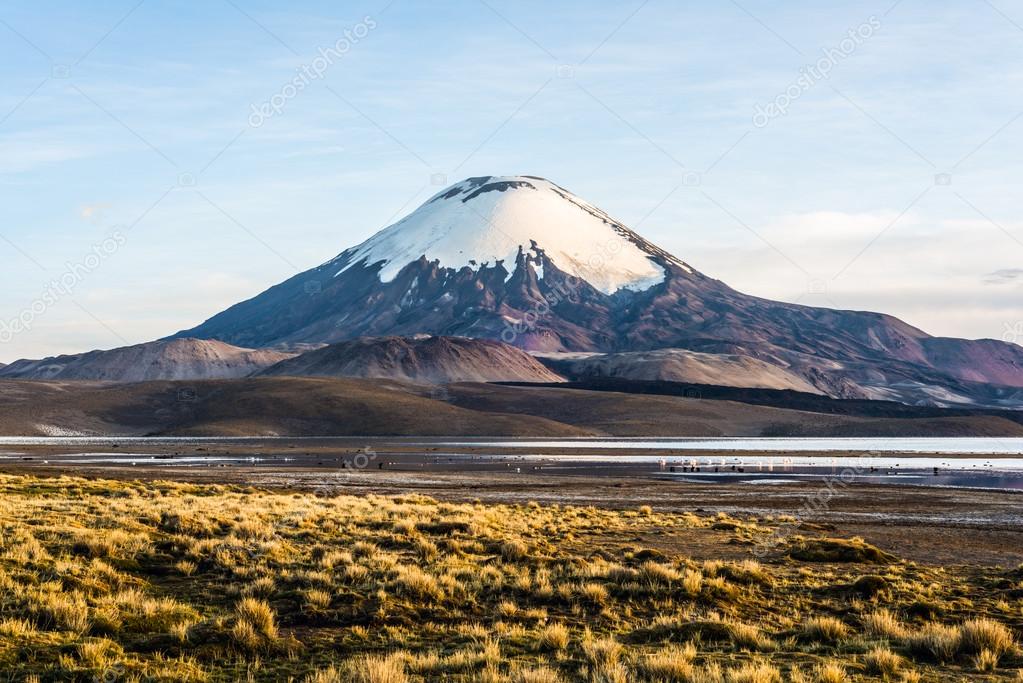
[1,0,1022,362]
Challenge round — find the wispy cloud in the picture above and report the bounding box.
[985,268,1023,285]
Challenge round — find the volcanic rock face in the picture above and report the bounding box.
[0,339,294,382]
[171,175,1023,406]
[259,336,564,384]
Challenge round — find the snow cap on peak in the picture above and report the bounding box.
[333,175,677,294]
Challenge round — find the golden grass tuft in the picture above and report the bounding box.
[958,617,1015,658]
[345,653,409,683]
[30,590,90,633]
[813,662,848,683]
[392,564,443,601]
[788,536,896,563]
[513,665,566,683]
[235,597,277,639]
[582,632,628,682]
[973,648,1000,673]
[864,646,903,677]
[906,623,960,663]
[862,609,908,640]
[0,617,36,638]
[76,637,123,670]
[638,643,698,679]
[579,582,609,605]
[537,622,570,651]
[304,589,332,610]
[501,539,529,562]
[801,616,849,644]
[727,661,783,683]
[303,665,342,683]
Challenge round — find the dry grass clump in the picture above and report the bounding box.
[958,617,1015,658]
[29,589,91,633]
[75,637,123,669]
[392,565,443,601]
[903,617,1015,666]
[906,623,960,663]
[234,598,277,640]
[537,622,570,651]
[304,589,332,610]
[0,617,36,638]
[175,559,198,576]
[344,653,408,683]
[578,582,609,605]
[974,648,1000,672]
[97,588,198,633]
[637,643,698,680]
[812,662,848,683]
[800,616,849,644]
[861,609,908,640]
[501,539,529,562]
[722,559,772,586]
[303,666,343,683]
[682,569,704,595]
[72,528,150,559]
[582,633,628,683]
[864,646,903,677]
[788,537,895,563]
[639,561,682,586]
[513,665,565,683]
[726,661,783,683]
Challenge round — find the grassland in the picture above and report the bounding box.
[0,474,1019,682]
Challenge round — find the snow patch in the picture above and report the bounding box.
[332,176,679,294]
[34,424,89,437]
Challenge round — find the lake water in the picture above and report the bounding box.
[434,437,1023,455]
[2,436,1023,454]
[3,436,1023,490]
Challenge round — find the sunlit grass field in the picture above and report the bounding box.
[0,474,1019,681]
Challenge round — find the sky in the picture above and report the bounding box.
[1,0,1022,363]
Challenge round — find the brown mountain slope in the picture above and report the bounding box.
[437,384,1023,437]
[537,349,820,393]
[1,377,1020,438]
[0,339,293,382]
[0,378,587,437]
[260,336,564,383]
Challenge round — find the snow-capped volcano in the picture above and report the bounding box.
[331,175,685,294]
[170,175,1023,407]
